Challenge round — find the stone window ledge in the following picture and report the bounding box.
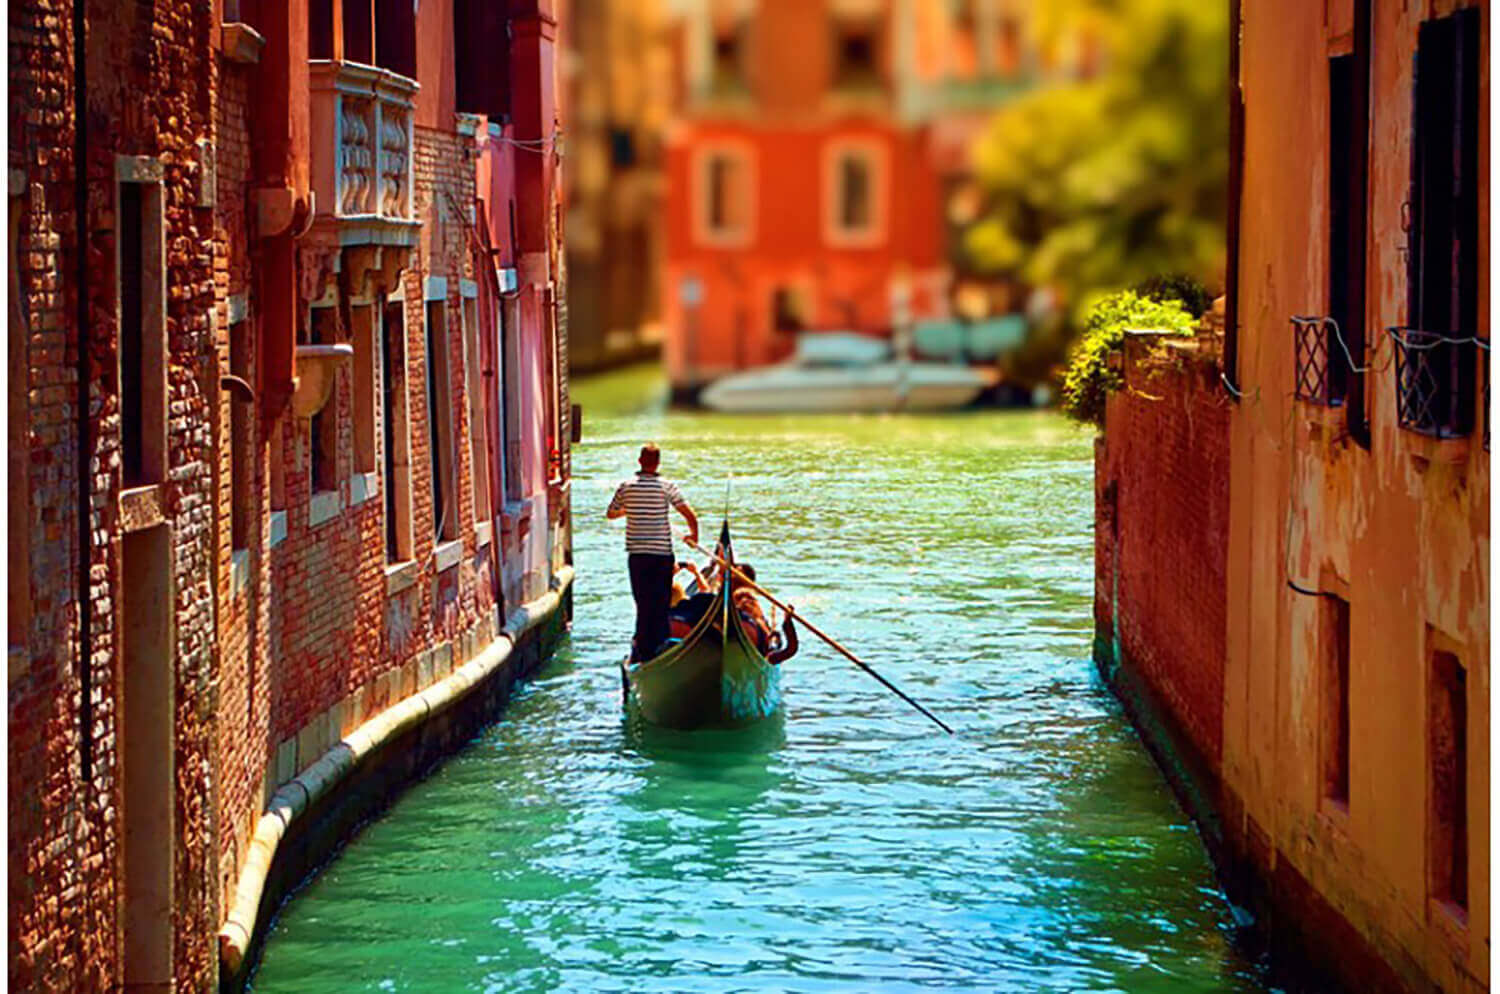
[350,470,379,507]
[308,489,342,528]
[269,510,288,548]
[474,520,493,549]
[433,538,464,574]
[385,559,419,597]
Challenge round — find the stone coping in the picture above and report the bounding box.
[217,566,573,979]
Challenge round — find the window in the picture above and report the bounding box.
[352,304,377,474]
[117,172,166,489]
[698,149,751,245]
[343,0,373,64]
[462,296,490,524]
[269,416,286,512]
[1429,649,1468,916]
[383,298,412,562]
[1400,9,1480,438]
[454,0,509,119]
[825,143,884,247]
[500,293,523,503]
[1320,595,1351,807]
[374,0,416,78]
[309,306,339,495]
[772,286,808,334]
[838,153,872,232]
[711,21,747,93]
[424,299,457,543]
[1323,54,1359,407]
[229,320,253,551]
[832,21,880,90]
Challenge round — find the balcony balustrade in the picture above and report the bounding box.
[308,59,420,250]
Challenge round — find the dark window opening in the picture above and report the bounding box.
[310,308,338,494]
[839,154,872,231]
[833,25,880,89]
[383,300,405,562]
[706,155,743,233]
[308,0,334,59]
[712,27,745,92]
[120,183,146,488]
[1401,9,1480,438]
[1326,54,1356,406]
[1321,595,1351,806]
[1430,649,1468,915]
[230,321,253,550]
[500,296,523,503]
[610,128,637,169]
[455,0,509,119]
[425,301,456,543]
[375,0,416,79]
[772,287,806,334]
[344,0,374,63]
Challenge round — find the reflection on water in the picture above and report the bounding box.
[251,364,1275,994]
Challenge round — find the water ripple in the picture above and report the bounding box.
[252,377,1274,994]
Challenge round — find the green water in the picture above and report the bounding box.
[252,365,1273,994]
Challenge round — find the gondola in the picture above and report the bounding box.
[621,523,781,730]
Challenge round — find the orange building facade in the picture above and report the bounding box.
[1096,1,1489,991]
[660,0,1075,398]
[1222,0,1489,990]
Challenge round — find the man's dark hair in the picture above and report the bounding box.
[738,563,757,583]
[639,443,661,470]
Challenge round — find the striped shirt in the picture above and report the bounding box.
[608,472,688,555]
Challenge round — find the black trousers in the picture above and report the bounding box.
[628,553,674,660]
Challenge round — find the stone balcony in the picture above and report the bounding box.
[308,59,421,258]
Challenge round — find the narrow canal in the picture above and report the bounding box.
[252,366,1275,994]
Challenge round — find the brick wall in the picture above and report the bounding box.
[9,0,222,990]
[12,5,572,989]
[1094,330,1231,774]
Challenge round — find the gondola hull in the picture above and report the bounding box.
[623,530,780,729]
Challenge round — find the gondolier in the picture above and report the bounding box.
[607,443,699,661]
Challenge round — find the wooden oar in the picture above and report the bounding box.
[684,537,955,735]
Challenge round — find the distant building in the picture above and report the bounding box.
[561,0,673,372]
[660,0,1093,400]
[8,1,572,989]
[1094,2,1489,992]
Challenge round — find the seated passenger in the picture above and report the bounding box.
[730,564,774,652]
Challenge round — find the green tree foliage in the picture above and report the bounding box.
[964,0,1227,377]
[1061,290,1194,427]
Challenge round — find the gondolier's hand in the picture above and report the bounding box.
[683,530,698,548]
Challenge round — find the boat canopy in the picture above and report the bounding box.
[912,314,1028,361]
[793,332,892,366]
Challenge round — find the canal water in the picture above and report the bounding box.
[252,366,1274,994]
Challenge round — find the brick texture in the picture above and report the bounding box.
[11,3,569,991]
[1094,331,1231,772]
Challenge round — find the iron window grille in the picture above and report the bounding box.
[1388,327,1479,439]
[1293,316,1346,406]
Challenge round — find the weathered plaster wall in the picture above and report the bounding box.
[1227,1,1489,991]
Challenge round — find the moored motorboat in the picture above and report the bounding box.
[621,524,780,729]
[699,331,990,413]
